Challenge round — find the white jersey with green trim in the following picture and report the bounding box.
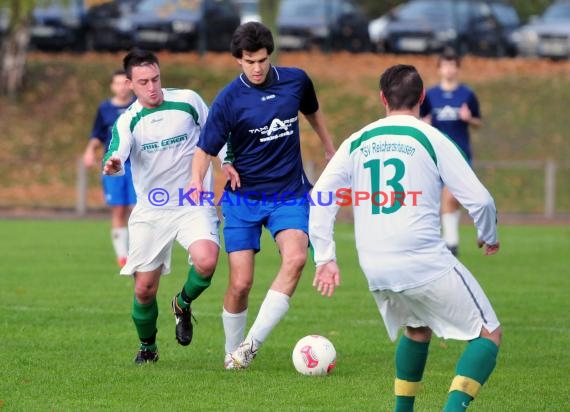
[309,114,497,292]
[106,88,213,209]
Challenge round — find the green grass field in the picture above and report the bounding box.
[1,220,569,411]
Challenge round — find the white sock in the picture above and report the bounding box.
[222,307,248,354]
[441,211,461,247]
[111,227,129,259]
[245,289,290,347]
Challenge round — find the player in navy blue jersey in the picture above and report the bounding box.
[83,69,136,267]
[420,48,482,257]
[189,22,336,369]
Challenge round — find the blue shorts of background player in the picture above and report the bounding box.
[221,191,309,253]
[102,160,136,206]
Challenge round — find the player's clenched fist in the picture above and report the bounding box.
[478,240,500,256]
[103,156,122,175]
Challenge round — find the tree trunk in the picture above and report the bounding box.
[0,19,31,98]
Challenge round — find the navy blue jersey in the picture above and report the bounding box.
[90,98,134,149]
[198,66,319,197]
[420,84,480,160]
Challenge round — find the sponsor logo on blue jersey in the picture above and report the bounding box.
[434,105,459,121]
[248,116,298,143]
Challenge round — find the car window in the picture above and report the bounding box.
[471,1,496,21]
[395,0,470,26]
[454,1,472,26]
[339,0,356,15]
[543,2,570,21]
[36,0,84,13]
[490,3,519,26]
[278,0,360,21]
[236,1,258,15]
[137,0,202,13]
[209,0,236,14]
[279,0,326,19]
[0,7,9,33]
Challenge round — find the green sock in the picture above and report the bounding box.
[131,297,158,345]
[177,266,212,309]
[141,342,157,351]
[394,335,430,412]
[443,337,499,412]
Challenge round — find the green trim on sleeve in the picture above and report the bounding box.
[223,135,234,164]
[102,122,121,165]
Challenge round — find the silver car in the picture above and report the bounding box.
[512,0,570,59]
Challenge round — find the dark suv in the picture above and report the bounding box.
[277,0,371,52]
[381,0,520,56]
[84,0,140,51]
[30,0,87,51]
[130,0,241,52]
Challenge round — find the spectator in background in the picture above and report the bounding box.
[420,47,482,256]
[83,69,135,267]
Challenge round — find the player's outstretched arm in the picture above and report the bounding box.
[83,139,102,168]
[313,261,341,297]
[304,110,336,160]
[436,136,498,247]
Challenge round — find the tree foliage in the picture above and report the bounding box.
[0,0,68,97]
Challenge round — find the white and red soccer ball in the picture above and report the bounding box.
[292,335,336,376]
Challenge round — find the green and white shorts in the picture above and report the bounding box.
[372,262,500,342]
[120,205,220,276]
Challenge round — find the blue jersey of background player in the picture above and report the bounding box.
[420,79,480,161]
[83,69,136,267]
[420,48,482,257]
[200,65,318,198]
[189,22,336,370]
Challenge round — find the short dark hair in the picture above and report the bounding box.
[437,46,461,67]
[379,65,424,110]
[123,50,159,79]
[230,22,274,58]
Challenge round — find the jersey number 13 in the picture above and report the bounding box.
[363,158,406,215]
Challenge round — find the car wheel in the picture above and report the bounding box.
[495,42,506,58]
[85,31,96,52]
[457,39,469,56]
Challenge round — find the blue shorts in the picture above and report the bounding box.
[221,191,309,253]
[102,161,136,206]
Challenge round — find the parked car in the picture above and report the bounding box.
[511,0,570,60]
[233,0,260,24]
[84,0,140,51]
[0,7,8,36]
[30,0,87,51]
[368,5,400,53]
[277,0,371,52]
[377,0,520,57]
[130,0,241,52]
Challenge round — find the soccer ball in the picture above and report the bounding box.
[292,335,337,376]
